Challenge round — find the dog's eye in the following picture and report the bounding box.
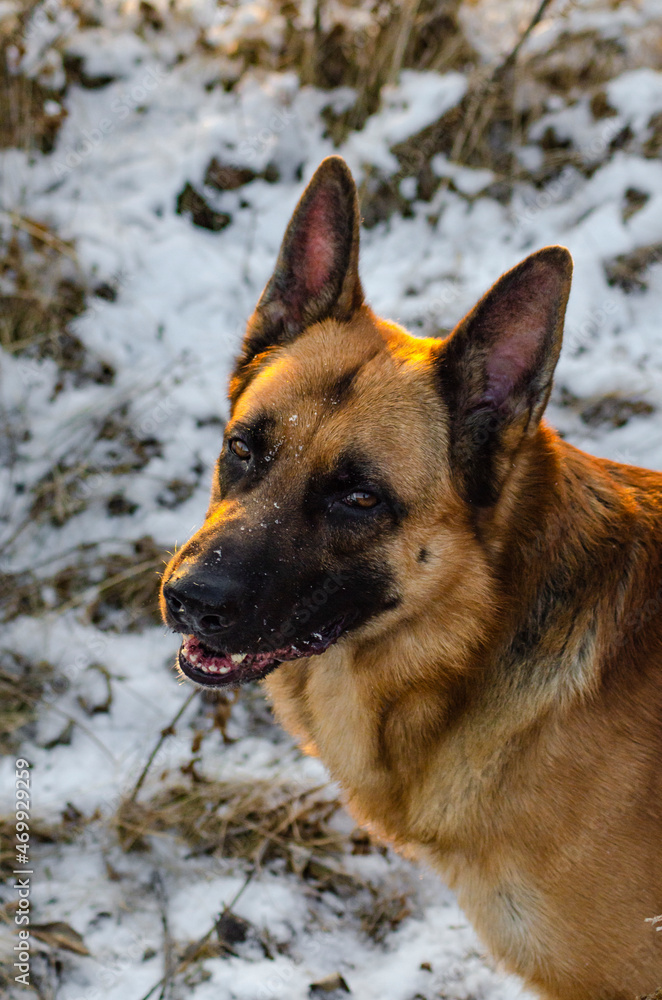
[343,490,379,509]
[229,438,251,460]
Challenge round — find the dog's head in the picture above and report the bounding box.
[161,156,572,688]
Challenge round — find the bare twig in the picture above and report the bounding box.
[500,0,555,73]
[300,0,322,86]
[387,0,421,84]
[0,211,78,261]
[129,689,198,802]
[0,676,115,760]
[48,557,164,618]
[11,538,121,575]
[136,869,255,1000]
[450,0,555,166]
[152,871,174,1000]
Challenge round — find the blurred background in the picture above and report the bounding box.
[1,2,661,998]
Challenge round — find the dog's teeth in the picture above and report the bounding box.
[219,666,230,674]
[230,653,245,664]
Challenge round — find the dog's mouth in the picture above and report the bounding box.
[177,620,346,688]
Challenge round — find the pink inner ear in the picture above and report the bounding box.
[301,194,337,297]
[485,322,541,405]
[481,264,559,407]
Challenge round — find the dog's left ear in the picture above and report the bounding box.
[235,156,363,379]
[435,246,573,506]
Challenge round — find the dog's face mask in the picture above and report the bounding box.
[161,157,572,688]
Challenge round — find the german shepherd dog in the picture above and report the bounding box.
[161,156,662,999]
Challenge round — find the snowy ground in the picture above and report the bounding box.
[2,2,662,999]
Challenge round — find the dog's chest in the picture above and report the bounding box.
[265,657,554,979]
[430,850,545,977]
[304,660,391,809]
[266,654,412,835]
[267,653,492,845]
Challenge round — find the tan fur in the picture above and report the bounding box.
[254,309,662,1000]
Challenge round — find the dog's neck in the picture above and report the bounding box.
[361,422,632,706]
[495,426,645,687]
[266,424,650,846]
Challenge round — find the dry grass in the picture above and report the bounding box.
[579,395,655,429]
[0,5,93,395]
[86,540,168,631]
[358,888,412,943]
[605,244,662,293]
[115,777,348,871]
[113,768,401,948]
[0,650,55,755]
[163,1,475,139]
[27,423,161,528]
[353,0,662,226]
[0,221,115,389]
[0,2,65,152]
[180,0,651,233]
[0,535,168,629]
[307,0,474,136]
[0,6,114,388]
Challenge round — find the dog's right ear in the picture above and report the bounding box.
[231,156,363,399]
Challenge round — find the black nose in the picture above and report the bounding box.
[163,572,240,637]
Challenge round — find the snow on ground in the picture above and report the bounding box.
[1,2,662,999]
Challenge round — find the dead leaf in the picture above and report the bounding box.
[31,921,90,955]
[310,973,351,994]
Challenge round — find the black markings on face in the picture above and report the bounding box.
[326,365,361,407]
[199,378,412,650]
[303,451,407,530]
[219,412,279,492]
[240,412,277,452]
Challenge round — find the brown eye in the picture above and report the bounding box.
[344,490,379,509]
[229,438,251,460]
